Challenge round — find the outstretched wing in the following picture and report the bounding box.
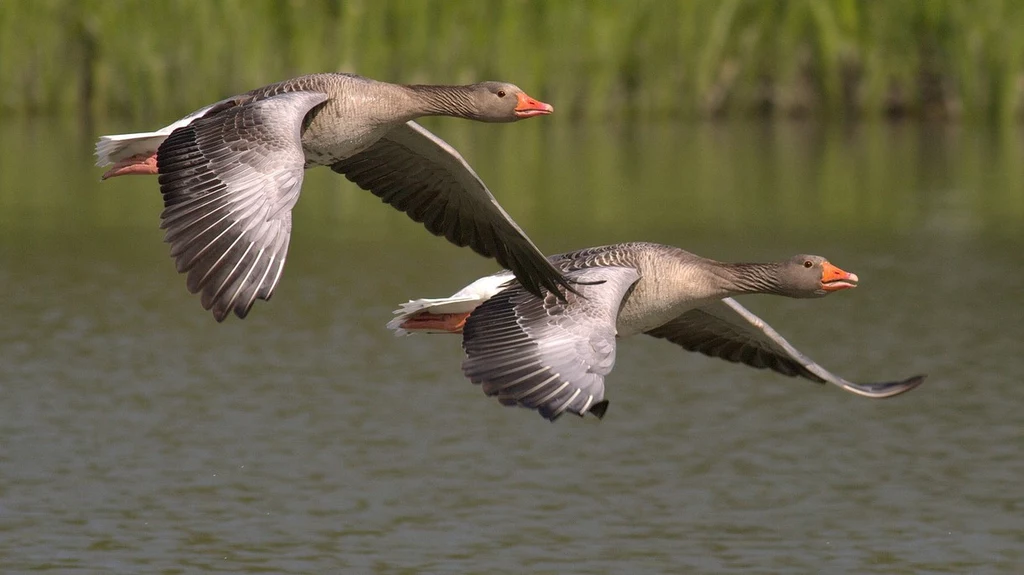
[330,121,575,301]
[462,267,641,420]
[157,91,329,321]
[645,298,925,398]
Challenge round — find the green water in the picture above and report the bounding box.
[1,118,1022,573]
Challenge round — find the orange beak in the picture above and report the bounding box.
[514,92,554,118]
[820,261,859,292]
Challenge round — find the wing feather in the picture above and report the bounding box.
[331,121,574,301]
[156,91,329,321]
[645,298,925,398]
[462,267,641,420]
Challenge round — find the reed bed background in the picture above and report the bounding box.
[3,0,1023,123]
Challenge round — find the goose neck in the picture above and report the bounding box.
[711,261,786,296]
[403,84,480,119]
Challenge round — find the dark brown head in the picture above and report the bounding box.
[777,255,859,298]
[465,82,554,122]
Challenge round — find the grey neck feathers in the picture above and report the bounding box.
[717,262,786,295]
[403,84,479,119]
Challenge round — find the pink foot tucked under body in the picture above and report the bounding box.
[102,153,158,179]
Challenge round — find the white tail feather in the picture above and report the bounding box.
[386,272,514,336]
[94,101,223,166]
[95,132,170,166]
[386,296,484,336]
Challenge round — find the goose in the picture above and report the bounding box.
[95,72,571,321]
[387,242,925,421]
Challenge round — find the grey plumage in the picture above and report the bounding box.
[463,267,641,420]
[105,72,569,320]
[435,242,925,421]
[330,122,559,299]
[157,92,327,320]
[647,299,925,398]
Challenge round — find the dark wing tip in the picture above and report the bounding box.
[527,272,606,304]
[232,304,253,321]
[514,258,576,303]
[850,374,927,399]
[562,276,608,300]
[589,400,610,419]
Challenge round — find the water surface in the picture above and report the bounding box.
[1,119,1022,573]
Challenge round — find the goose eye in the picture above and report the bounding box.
[803,260,813,268]
[497,90,506,98]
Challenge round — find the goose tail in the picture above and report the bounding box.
[95,132,170,167]
[387,272,513,336]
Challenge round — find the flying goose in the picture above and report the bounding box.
[95,72,570,321]
[388,242,925,420]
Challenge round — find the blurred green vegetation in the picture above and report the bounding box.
[2,0,1023,122]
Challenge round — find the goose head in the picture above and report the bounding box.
[469,82,554,122]
[777,255,859,298]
